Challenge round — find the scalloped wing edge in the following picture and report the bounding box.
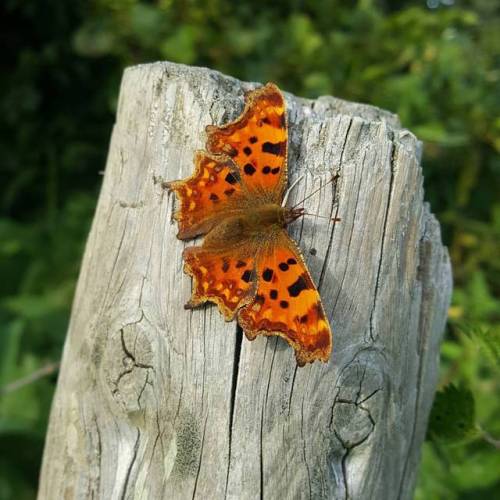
[238,306,332,367]
[165,150,240,240]
[182,248,258,322]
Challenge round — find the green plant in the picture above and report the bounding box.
[1,0,498,498]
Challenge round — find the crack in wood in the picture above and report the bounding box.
[121,429,140,500]
[369,133,397,342]
[224,324,243,498]
[260,341,277,500]
[286,364,299,417]
[192,414,209,500]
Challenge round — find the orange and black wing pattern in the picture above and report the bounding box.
[183,245,257,320]
[238,231,332,366]
[165,152,245,239]
[168,82,333,366]
[206,83,288,202]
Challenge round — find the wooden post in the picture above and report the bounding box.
[38,62,452,500]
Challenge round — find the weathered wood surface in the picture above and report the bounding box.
[38,61,452,500]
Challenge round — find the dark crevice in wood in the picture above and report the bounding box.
[192,414,209,500]
[260,341,277,500]
[287,364,299,416]
[121,429,140,500]
[331,162,363,313]
[369,134,396,342]
[334,425,374,500]
[93,416,102,497]
[317,196,339,293]
[300,399,313,499]
[224,325,243,498]
[317,165,343,293]
[341,449,350,500]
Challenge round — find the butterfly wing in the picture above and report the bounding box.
[166,151,246,239]
[183,237,259,320]
[206,83,288,203]
[238,230,332,366]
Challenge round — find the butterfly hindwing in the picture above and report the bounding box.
[166,151,246,239]
[183,245,257,320]
[206,83,288,202]
[238,231,332,366]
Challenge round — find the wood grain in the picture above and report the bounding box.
[38,62,452,500]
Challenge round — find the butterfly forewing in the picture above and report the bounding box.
[166,152,246,239]
[206,83,288,203]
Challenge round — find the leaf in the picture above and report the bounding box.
[458,323,500,369]
[427,384,478,443]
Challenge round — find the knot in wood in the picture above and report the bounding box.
[102,321,155,417]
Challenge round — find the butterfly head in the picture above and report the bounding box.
[283,207,305,225]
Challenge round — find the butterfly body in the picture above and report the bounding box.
[167,83,333,366]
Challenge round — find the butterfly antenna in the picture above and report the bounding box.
[282,174,305,207]
[291,174,339,209]
[302,212,341,222]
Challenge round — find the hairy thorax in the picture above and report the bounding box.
[203,204,283,249]
[203,203,303,251]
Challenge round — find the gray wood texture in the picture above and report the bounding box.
[38,61,452,500]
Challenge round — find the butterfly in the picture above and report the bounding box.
[166,83,332,366]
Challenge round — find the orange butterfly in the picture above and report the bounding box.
[166,83,332,366]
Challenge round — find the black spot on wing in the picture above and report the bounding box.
[262,268,273,282]
[243,146,252,156]
[244,163,256,175]
[262,166,271,174]
[278,262,289,271]
[271,167,280,174]
[262,141,286,156]
[209,193,219,202]
[280,300,289,309]
[288,275,309,297]
[224,188,235,196]
[222,260,230,272]
[236,260,246,268]
[225,173,237,184]
[270,289,278,300]
[255,294,265,305]
[241,270,252,283]
[249,136,258,144]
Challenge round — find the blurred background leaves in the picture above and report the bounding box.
[1,0,499,498]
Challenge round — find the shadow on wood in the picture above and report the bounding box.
[38,61,452,500]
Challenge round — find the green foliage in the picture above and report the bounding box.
[1,0,499,498]
[427,384,477,443]
[459,322,500,369]
[418,316,500,499]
